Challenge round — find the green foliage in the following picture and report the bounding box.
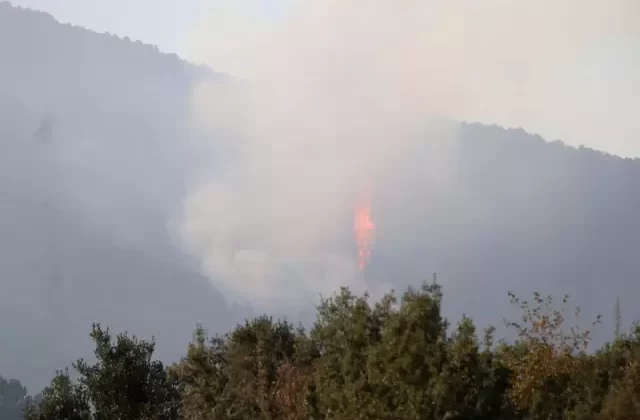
[501,292,603,419]
[26,281,640,420]
[23,370,90,420]
[168,325,227,420]
[170,317,300,420]
[25,323,180,420]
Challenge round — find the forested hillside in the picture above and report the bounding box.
[1,1,640,409]
[0,1,246,390]
[371,123,640,344]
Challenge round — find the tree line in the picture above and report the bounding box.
[11,281,640,419]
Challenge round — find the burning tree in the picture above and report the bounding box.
[353,187,376,271]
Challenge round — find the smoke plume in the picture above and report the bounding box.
[178,0,639,309]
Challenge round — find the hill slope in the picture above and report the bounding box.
[0,1,243,391]
[371,123,640,338]
[1,1,639,391]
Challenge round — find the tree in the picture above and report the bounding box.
[171,317,299,420]
[599,357,640,419]
[474,329,515,420]
[29,280,640,420]
[310,282,454,420]
[367,282,450,420]
[23,370,91,420]
[503,292,601,418]
[273,325,317,420]
[597,323,640,419]
[26,324,181,420]
[273,360,313,420]
[439,315,483,419]
[311,287,382,419]
[169,326,229,420]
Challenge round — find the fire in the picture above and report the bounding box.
[354,188,376,271]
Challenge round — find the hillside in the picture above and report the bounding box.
[1,0,640,395]
[371,123,640,339]
[0,1,244,391]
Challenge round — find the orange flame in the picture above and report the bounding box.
[354,187,376,271]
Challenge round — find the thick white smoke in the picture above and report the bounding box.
[178,0,639,308]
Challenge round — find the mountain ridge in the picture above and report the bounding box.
[1,0,639,394]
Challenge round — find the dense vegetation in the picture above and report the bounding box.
[8,281,637,419]
[3,1,640,391]
[2,4,640,416]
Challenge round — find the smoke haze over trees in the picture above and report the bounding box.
[0,1,639,406]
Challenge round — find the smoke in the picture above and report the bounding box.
[179,0,639,308]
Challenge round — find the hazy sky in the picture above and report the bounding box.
[7,0,281,57]
[8,0,640,159]
[9,0,204,55]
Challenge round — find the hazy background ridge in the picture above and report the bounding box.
[180,0,639,310]
[0,1,250,391]
[0,0,639,393]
